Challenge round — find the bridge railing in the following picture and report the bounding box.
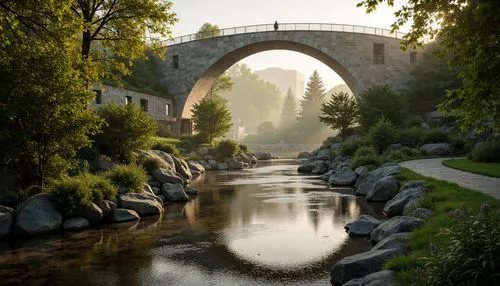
[164,23,406,46]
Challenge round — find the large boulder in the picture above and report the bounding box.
[330,248,400,285]
[342,270,396,286]
[255,152,272,160]
[153,168,186,185]
[297,151,312,159]
[94,155,115,171]
[371,232,411,252]
[14,194,62,235]
[311,160,328,174]
[97,200,116,219]
[345,215,381,237]
[419,143,452,156]
[0,206,14,239]
[371,216,424,243]
[366,176,399,202]
[228,159,248,170]
[198,160,211,170]
[118,193,163,217]
[150,150,176,170]
[161,183,189,202]
[317,149,332,161]
[82,203,103,225]
[355,165,401,196]
[246,153,258,164]
[355,166,368,177]
[111,209,140,223]
[196,146,209,156]
[217,163,228,170]
[63,217,90,231]
[187,161,205,173]
[171,155,192,180]
[329,167,357,185]
[297,160,316,173]
[383,186,425,216]
[185,186,199,196]
[208,160,218,169]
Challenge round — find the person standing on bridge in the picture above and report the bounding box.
[274,21,279,31]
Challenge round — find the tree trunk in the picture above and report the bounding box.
[81,30,92,58]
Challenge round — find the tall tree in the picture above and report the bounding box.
[196,22,221,39]
[191,96,232,145]
[357,0,500,133]
[280,87,297,127]
[357,85,405,130]
[299,70,326,121]
[207,72,233,98]
[319,91,359,136]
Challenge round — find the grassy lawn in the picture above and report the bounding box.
[442,158,500,178]
[150,136,180,145]
[386,168,500,284]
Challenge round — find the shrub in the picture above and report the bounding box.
[0,185,41,207]
[358,85,405,131]
[420,128,451,145]
[351,146,383,169]
[211,139,239,161]
[49,176,93,216]
[368,117,397,153]
[141,157,167,175]
[178,134,204,150]
[105,164,148,193]
[83,174,117,202]
[400,147,420,158]
[422,204,500,285]
[470,140,500,162]
[397,127,426,148]
[450,135,471,155]
[151,141,181,158]
[340,137,367,156]
[239,143,249,153]
[385,149,406,161]
[94,104,157,163]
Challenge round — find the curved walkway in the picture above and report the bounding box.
[400,158,500,200]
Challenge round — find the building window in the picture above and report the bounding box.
[140,99,148,112]
[125,95,132,105]
[165,103,171,116]
[373,43,385,64]
[94,89,102,105]
[172,55,179,69]
[410,51,417,65]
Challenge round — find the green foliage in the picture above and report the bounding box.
[238,144,249,153]
[358,85,405,130]
[196,22,221,39]
[211,139,239,161]
[450,135,471,155]
[470,141,500,163]
[177,134,204,151]
[420,129,451,145]
[0,44,102,187]
[84,174,117,202]
[298,70,326,137]
[351,146,383,169]
[368,117,397,153]
[141,157,167,175]
[400,147,420,158]
[0,185,41,207]
[191,96,232,145]
[95,103,157,163]
[398,127,427,148]
[443,159,500,178]
[280,87,298,128]
[208,72,233,98]
[319,91,359,136]
[341,137,368,156]
[151,142,180,158]
[257,121,275,135]
[105,164,148,193]
[421,205,500,286]
[49,176,93,216]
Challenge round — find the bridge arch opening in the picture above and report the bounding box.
[181,40,357,118]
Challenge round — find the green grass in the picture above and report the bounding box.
[442,159,500,178]
[150,136,180,146]
[387,168,500,285]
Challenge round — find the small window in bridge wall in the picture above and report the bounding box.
[165,103,171,116]
[410,51,417,65]
[173,55,179,69]
[373,43,385,64]
[125,95,132,105]
[140,99,148,112]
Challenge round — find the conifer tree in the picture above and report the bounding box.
[280,87,297,127]
[299,70,326,121]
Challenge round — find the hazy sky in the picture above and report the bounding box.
[170,0,409,91]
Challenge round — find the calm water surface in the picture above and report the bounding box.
[0,160,384,285]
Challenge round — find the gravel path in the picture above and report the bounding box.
[400,158,500,200]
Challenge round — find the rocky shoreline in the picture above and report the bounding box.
[297,138,433,286]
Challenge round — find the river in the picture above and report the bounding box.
[0,159,384,285]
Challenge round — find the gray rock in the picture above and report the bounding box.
[345,215,381,237]
[198,160,211,170]
[236,153,252,165]
[217,163,228,170]
[409,208,434,219]
[185,186,199,196]
[329,167,357,185]
[311,160,328,174]
[383,186,425,216]
[162,183,189,202]
[208,159,218,169]
[97,200,116,218]
[330,143,342,153]
[148,181,161,188]
[297,151,312,159]
[366,176,399,202]
[14,194,62,235]
[355,166,368,176]
[94,155,115,171]
[330,249,400,284]
[321,170,335,181]
[401,180,426,191]
[119,193,163,217]
[204,155,214,161]
[187,160,205,173]
[246,153,258,164]
[143,183,155,196]
[191,170,201,176]
[419,143,452,156]
[150,150,176,171]
[355,165,401,196]
[196,146,209,156]
[158,195,166,202]
[153,168,186,185]
[317,149,332,161]
[343,270,396,286]
[111,209,140,222]
[371,216,424,243]
[63,217,90,231]
[151,186,161,195]
[255,152,272,160]
[371,232,411,251]
[298,161,316,173]
[0,206,13,239]
[380,162,398,168]
[82,203,103,225]
[228,159,248,170]
[171,155,192,180]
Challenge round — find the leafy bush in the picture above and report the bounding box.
[400,147,420,157]
[83,174,117,202]
[351,146,383,169]
[420,128,451,145]
[368,117,397,153]
[94,103,157,163]
[422,204,500,285]
[341,137,367,156]
[49,176,93,216]
[358,85,405,131]
[470,140,500,162]
[151,141,181,158]
[239,143,249,153]
[450,135,471,155]
[211,139,239,161]
[105,164,148,193]
[178,134,204,150]
[141,157,167,175]
[385,149,406,161]
[0,185,41,207]
[398,127,427,148]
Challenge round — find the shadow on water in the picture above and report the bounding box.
[0,159,384,286]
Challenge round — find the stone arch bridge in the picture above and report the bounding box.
[161,23,417,135]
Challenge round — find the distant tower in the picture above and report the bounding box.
[254,67,305,99]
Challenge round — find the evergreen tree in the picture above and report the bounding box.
[299,70,326,121]
[319,91,359,136]
[280,87,297,127]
